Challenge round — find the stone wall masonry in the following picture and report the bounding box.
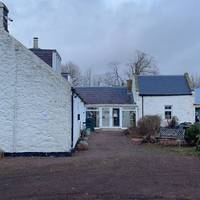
[0,29,72,153]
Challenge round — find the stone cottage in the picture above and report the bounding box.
[75,86,135,130]
[132,74,195,126]
[29,37,86,151]
[76,74,195,130]
[0,2,79,155]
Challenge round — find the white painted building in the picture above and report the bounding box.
[132,74,195,126]
[194,88,200,122]
[30,37,62,74]
[0,2,77,155]
[75,87,136,130]
[76,75,196,129]
[72,90,86,148]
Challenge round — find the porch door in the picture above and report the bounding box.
[113,108,120,127]
[102,108,110,127]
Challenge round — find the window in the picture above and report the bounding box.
[86,110,99,127]
[165,111,172,120]
[77,114,80,120]
[165,105,172,120]
[122,111,136,128]
[165,105,172,110]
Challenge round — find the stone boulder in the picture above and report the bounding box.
[77,140,89,151]
[132,138,143,145]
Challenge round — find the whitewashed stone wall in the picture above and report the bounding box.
[136,94,195,126]
[0,29,72,153]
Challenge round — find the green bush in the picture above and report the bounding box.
[137,115,161,142]
[168,116,179,128]
[196,134,200,151]
[185,123,200,145]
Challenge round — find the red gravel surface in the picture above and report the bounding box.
[0,131,200,200]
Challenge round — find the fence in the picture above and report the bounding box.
[159,128,185,140]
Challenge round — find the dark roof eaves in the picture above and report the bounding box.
[29,48,61,61]
[139,93,192,96]
[85,102,134,105]
[138,75,185,77]
[72,88,86,104]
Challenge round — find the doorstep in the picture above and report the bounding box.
[95,128,124,132]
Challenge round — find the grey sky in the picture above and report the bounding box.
[3,0,200,75]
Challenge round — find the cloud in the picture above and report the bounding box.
[3,0,200,75]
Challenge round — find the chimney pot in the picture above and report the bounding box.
[33,37,39,48]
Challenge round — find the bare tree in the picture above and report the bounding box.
[81,68,92,87]
[108,63,124,86]
[81,64,124,87]
[127,51,159,78]
[62,62,81,87]
[92,74,103,86]
[102,72,116,86]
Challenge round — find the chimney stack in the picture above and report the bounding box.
[0,2,9,32]
[61,72,72,84]
[127,80,132,93]
[184,72,194,91]
[33,37,39,48]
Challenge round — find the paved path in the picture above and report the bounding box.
[0,131,200,200]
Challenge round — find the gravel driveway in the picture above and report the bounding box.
[0,131,200,200]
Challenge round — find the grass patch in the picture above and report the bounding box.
[165,146,200,157]
[143,144,200,157]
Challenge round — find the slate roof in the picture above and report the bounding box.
[195,88,200,104]
[138,75,192,96]
[75,87,133,105]
[29,48,59,68]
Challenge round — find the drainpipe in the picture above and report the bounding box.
[71,89,74,149]
[142,96,144,118]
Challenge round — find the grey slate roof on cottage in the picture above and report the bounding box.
[195,88,200,104]
[29,48,59,68]
[75,87,133,104]
[138,75,192,96]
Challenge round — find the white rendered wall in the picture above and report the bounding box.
[73,96,85,148]
[136,95,195,126]
[0,29,72,153]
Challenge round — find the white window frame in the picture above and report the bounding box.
[164,105,173,120]
[121,108,136,129]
